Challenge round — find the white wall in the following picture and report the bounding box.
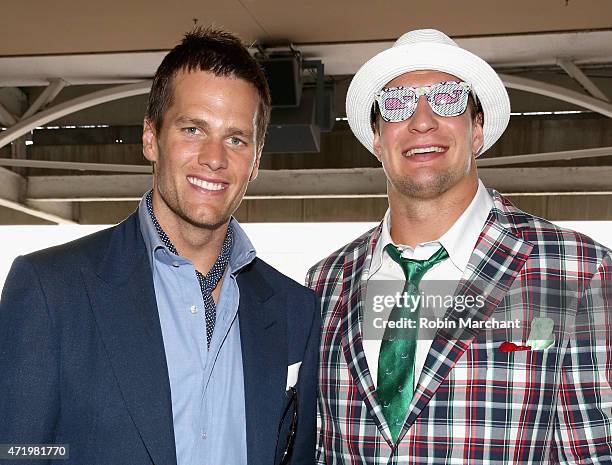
[0,221,611,291]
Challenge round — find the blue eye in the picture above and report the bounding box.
[184,127,199,135]
[229,137,245,146]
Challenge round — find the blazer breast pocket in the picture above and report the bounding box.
[453,341,562,386]
[447,341,563,427]
[483,341,562,394]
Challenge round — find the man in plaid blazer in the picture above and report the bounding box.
[307,29,612,464]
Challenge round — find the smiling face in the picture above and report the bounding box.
[143,69,261,231]
[372,70,483,202]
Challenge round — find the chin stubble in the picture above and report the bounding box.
[392,156,473,200]
[156,184,229,231]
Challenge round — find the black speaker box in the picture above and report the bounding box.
[258,54,303,108]
[262,84,335,153]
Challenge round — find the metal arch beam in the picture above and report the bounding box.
[556,60,609,102]
[499,74,612,118]
[21,78,69,120]
[0,167,76,224]
[0,80,152,149]
[0,102,17,126]
[0,198,77,224]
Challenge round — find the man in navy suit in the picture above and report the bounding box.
[0,27,319,465]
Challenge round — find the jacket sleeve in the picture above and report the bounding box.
[289,291,321,465]
[0,256,60,464]
[316,394,326,465]
[553,252,612,464]
[306,267,326,464]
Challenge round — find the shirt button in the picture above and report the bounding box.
[201,431,207,439]
[172,261,180,267]
[190,305,199,314]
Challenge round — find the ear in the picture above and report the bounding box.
[142,118,159,163]
[471,113,485,155]
[248,147,262,182]
[372,126,383,162]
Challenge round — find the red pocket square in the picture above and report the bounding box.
[499,341,531,352]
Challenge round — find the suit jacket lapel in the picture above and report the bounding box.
[82,214,177,465]
[340,224,396,444]
[399,193,534,440]
[238,261,286,465]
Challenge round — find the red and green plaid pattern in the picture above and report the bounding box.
[307,190,612,465]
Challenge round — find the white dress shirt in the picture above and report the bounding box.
[364,180,493,387]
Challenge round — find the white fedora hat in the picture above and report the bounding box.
[346,29,510,157]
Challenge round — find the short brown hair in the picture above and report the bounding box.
[147,26,271,150]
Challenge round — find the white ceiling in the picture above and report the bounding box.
[0,30,611,86]
[3,0,612,56]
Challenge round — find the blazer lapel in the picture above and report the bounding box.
[238,261,286,465]
[399,193,534,440]
[82,214,177,465]
[340,224,396,444]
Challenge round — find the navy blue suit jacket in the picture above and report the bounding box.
[0,212,320,465]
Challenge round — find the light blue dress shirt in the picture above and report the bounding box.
[138,196,255,465]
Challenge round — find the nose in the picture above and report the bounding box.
[198,138,228,171]
[406,96,438,133]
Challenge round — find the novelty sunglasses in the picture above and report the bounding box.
[374,81,472,122]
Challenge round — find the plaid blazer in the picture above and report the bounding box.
[306,190,612,465]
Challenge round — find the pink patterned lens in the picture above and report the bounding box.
[376,81,470,122]
[433,90,462,105]
[384,97,406,111]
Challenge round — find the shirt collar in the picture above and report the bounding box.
[138,193,168,263]
[437,180,493,271]
[228,218,257,273]
[370,179,493,275]
[138,192,257,274]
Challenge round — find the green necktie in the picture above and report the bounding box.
[377,243,449,442]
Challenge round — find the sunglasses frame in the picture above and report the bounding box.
[374,80,472,122]
[277,386,298,465]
